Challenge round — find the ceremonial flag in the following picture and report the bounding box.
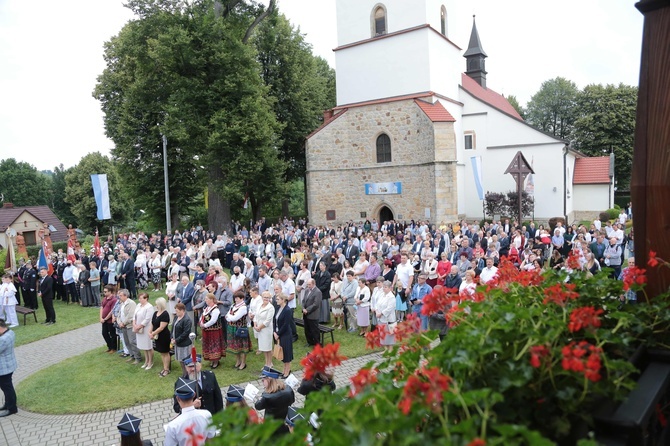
[525,156,535,195]
[4,230,16,273]
[242,192,249,209]
[91,174,111,220]
[38,242,54,276]
[470,156,484,200]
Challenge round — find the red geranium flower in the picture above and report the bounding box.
[543,283,579,306]
[183,422,206,446]
[648,250,659,268]
[247,409,262,424]
[561,341,602,382]
[394,313,421,343]
[349,367,378,397]
[622,266,647,291]
[529,344,550,368]
[468,439,486,446]
[364,325,387,349]
[397,366,451,415]
[568,306,603,332]
[300,343,347,380]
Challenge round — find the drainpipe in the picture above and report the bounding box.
[563,144,569,224]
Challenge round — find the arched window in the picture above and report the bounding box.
[376,134,392,163]
[440,6,447,36]
[372,5,387,37]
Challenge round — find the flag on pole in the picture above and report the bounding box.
[4,230,16,273]
[242,192,249,209]
[525,156,535,195]
[470,156,484,200]
[37,242,54,276]
[91,174,112,220]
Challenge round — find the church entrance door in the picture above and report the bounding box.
[379,206,394,223]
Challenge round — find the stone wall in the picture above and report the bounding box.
[306,98,457,225]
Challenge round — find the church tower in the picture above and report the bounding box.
[463,16,487,88]
[334,0,463,106]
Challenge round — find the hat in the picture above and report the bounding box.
[175,377,197,400]
[260,366,283,379]
[26,259,32,265]
[182,354,202,366]
[117,413,142,436]
[285,406,305,427]
[39,266,48,271]
[226,385,245,402]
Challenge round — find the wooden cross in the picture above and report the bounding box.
[504,151,534,223]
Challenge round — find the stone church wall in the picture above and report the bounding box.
[306,99,458,225]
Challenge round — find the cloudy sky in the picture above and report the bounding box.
[0,0,644,171]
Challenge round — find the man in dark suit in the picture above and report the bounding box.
[302,278,322,347]
[23,261,38,310]
[120,252,136,299]
[344,239,359,264]
[176,275,195,322]
[38,266,56,324]
[173,355,223,415]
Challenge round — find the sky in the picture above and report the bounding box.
[0,0,644,171]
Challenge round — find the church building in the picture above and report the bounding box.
[305,0,614,225]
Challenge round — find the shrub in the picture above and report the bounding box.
[599,212,611,223]
[607,208,620,221]
[484,192,505,217]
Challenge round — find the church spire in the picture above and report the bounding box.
[464,15,488,88]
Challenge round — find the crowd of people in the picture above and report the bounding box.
[0,211,637,441]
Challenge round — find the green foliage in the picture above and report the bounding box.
[51,164,76,226]
[526,77,579,140]
[64,152,130,233]
[0,249,6,276]
[208,259,670,444]
[506,94,525,119]
[607,208,620,221]
[0,158,52,206]
[573,83,637,190]
[254,11,336,183]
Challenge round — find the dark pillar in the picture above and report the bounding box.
[632,0,670,299]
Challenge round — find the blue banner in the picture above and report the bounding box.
[91,174,111,220]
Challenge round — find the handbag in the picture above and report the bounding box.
[235,327,249,338]
[273,343,284,361]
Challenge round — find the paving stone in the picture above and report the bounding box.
[0,322,383,445]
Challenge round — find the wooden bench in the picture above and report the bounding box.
[16,305,37,325]
[294,317,335,345]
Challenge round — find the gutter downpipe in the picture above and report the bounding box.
[563,144,569,224]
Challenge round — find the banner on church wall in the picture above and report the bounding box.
[365,182,402,195]
[470,156,484,200]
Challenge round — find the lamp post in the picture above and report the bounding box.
[162,134,172,234]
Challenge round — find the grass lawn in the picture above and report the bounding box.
[17,292,374,414]
[12,299,103,347]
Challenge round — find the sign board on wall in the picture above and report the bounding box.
[365,182,402,195]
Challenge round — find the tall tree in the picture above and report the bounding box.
[94,0,284,234]
[51,164,76,225]
[64,153,130,233]
[573,83,637,190]
[0,158,51,207]
[526,77,579,140]
[505,95,525,119]
[254,12,336,215]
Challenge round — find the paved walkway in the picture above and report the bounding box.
[0,324,381,445]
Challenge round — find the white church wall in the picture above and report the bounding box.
[335,31,431,106]
[336,0,446,47]
[426,31,464,101]
[573,185,610,212]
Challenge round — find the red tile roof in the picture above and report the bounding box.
[460,74,523,121]
[0,205,69,242]
[414,99,456,122]
[306,108,348,139]
[573,157,612,184]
